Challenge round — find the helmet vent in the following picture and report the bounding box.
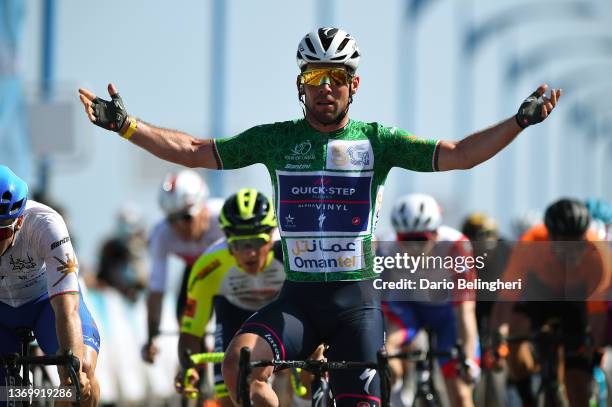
[10,199,24,215]
[318,28,338,51]
[337,37,350,52]
[304,37,316,54]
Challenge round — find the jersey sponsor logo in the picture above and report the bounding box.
[52,253,78,287]
[372,186,384,230]
[326,140,373,170]
[184,298,197,318]
[10,254,36,271]
[50,236,71,251]
[189,259,222,290]
[284,163,311,170]
[277,171,372,236]
[287,237,364,273]
[318,213,326,229]
[254,330,282,360]
[359,368,377,395]
[285,140,315,161]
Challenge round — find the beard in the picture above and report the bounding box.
[305,98,348,125]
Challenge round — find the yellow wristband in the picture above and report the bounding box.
[121,117,138,140]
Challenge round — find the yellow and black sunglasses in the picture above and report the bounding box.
[300,68,352,87]
[227,233,271,252]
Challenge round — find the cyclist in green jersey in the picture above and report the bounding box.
[79,27,561,407]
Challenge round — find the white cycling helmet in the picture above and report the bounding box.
[158,170,209,216]
[297,27,361,73]
[391,194,442,233]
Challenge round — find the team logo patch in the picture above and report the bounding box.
[50,236,71,250]
[276,171,373,236]
[285,140,315,161]
[52,253,78,287]
[326,140,373,170]
[189,259,222,290]
[10,254,36,271]
[287,237,364,273]
[184,298,197,318]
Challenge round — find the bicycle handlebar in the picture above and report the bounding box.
[0,350,82,402]
[236,344,469,407]
[189,352,225,365]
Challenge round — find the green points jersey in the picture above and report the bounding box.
[214,119,439,282]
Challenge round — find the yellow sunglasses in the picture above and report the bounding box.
[300,68,352,87]
[227,233,271,251]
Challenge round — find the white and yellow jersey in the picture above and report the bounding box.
[180,239,285,337]
[0,201,80,307]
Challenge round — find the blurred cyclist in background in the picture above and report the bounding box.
[586,198,612,242]
[510,210,542,241]
[384,193,479,407]
[461,212,511,406]
[493,198,611,407]
[0,165,100,406]
[142,169,224,363]
[96,205,147,302]
[461,213,511,332]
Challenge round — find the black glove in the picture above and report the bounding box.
[92,93,128,131]
[515,90,545,129]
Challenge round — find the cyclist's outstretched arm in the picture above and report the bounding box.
[437,84,561,171]
[78,83,219,169]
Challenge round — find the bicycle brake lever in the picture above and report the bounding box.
[64,350,81,403]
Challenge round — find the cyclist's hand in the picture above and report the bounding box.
[483,348,505,371]
[461,359,481,384]
[58,367,92,401]
[141,339,159,364]
[78,83,129,132]
[515,84,561,129]
[174,368,200,398]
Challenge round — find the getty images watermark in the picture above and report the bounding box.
[371,250,522,294]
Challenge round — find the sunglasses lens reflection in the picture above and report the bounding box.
[229,238,267,252]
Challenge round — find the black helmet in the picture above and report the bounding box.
[219,188,277,236]
[544,198,590,238]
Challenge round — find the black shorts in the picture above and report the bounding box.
[237,280,385,407]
